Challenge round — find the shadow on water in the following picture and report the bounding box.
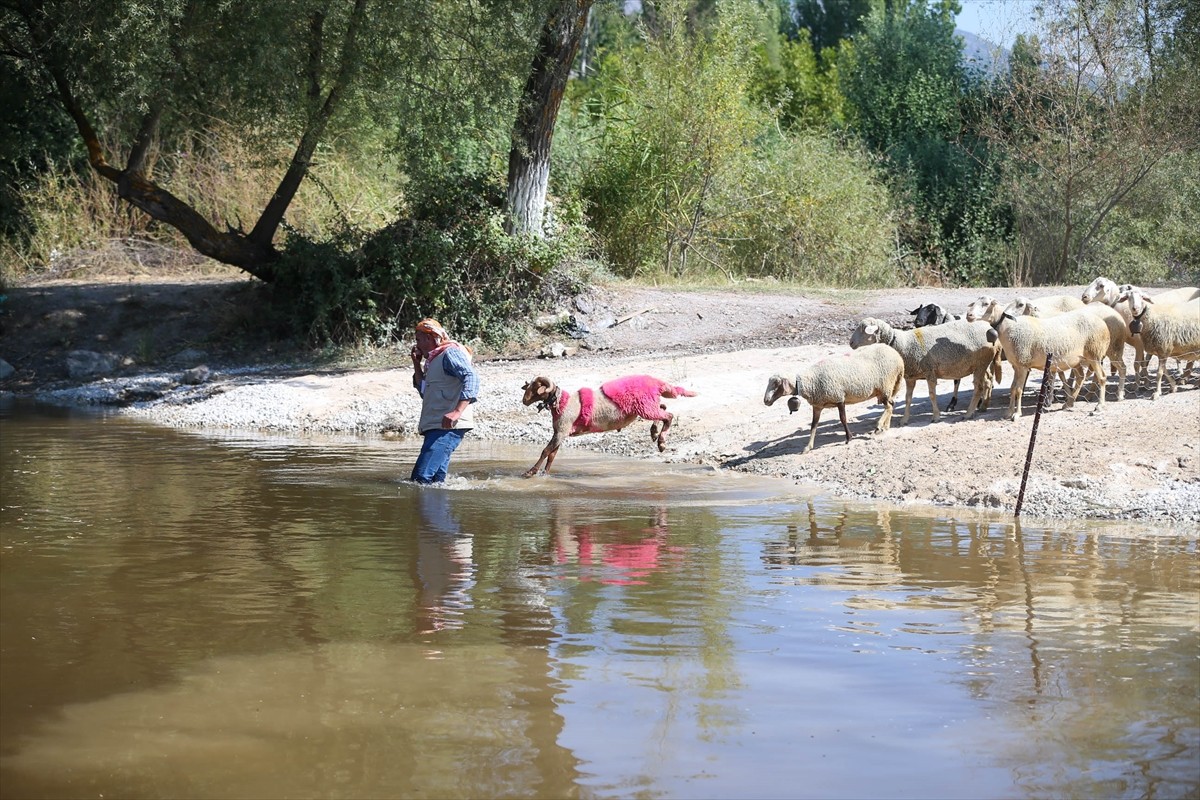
[1,400,1197,800]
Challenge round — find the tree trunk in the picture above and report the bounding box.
[504,0,594,237]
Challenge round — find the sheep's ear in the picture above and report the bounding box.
[522,381,531,391]
[907,307,920,315]
[864,324,879,337]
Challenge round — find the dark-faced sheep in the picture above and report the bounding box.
[520,374,697,476]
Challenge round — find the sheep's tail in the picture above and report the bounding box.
[662,384,697,398]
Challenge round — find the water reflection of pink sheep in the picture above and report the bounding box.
[554,509,683,585]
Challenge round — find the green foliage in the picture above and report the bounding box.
[1084,151,1200,285]
[750,29,844,129]
[836,0,1016,285]
[579,0,770,277]
[839,0,964,150]
[271,172,592,346]
[784,0,873,52]
[0,57,79,242]
[725,133,896,285]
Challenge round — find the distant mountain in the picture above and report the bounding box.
[957,28,1010,77]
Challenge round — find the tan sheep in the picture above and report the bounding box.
[848,317,1000,424]
[763,343,904,453]
[987,307,1110,419]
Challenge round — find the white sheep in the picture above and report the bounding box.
[987,307,1110,419]
[966,294,1077,400]
[964,292,1083,323]
[1084,280,1199,389]
[1141,286,1199,384]
[849,317,999,424]
[1008,295,1128,402]
[1082,277,1145,389]
[909,303,968,411]
[763,343,904,453]
[963,294,1005,324]
[1115,287,1200,399]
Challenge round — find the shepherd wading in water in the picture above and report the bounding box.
[409,318,479,483]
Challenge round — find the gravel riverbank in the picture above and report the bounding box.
[6,279,1200,526]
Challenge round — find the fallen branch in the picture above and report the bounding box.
[613,307,655,326]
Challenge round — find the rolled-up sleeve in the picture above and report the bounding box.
[441,346,480,402]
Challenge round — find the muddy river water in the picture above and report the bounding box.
[1,400,1197,799]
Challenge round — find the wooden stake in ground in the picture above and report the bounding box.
[1015,353,1054,517]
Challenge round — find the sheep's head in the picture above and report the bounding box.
[763,375,795,407]
[849,318,886,349]
[910,303,950,328]
[521,376,556,408]
[1082,277,1117,305]
[1004,296,1041,317]
[1117,287,1155,334]
[965,295,999,323]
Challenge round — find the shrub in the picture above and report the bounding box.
[271,172,594,347]
[724,133,896,286]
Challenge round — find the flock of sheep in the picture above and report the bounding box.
[764,277,1200,452]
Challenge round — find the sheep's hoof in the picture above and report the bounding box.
[656,439,667,453]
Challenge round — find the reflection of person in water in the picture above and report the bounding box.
[413,490,475,634]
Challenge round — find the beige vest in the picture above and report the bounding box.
[418,349,475,433]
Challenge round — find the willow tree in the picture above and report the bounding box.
[504,0,594,237]
[1,0,539,279]
[981,0,1198,283]
[0,0,381,279]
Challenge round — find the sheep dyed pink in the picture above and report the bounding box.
[521,374,698,476]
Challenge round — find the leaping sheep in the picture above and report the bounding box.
[520,374,697,476]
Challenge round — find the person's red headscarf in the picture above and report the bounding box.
[415,318,469,359]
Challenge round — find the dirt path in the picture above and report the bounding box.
[3,278,1198,523]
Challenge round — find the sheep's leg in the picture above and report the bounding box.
[837,402,851,443]
[1154,356,1175,399]
[946,379,960,412]
[803,406,822,453]
[1062,367,1086,408]
[525,430,567,477]
[899,378,917,426]
[1063,364,1090,408]
[874,388,896,433]
[654,411,674,452]
[926,377,941,422]
[1089,359,1107,409]
[1008,365,1030,420]
[1110,355,1126,401]
[649,403,667,443]
[524,447,554,477]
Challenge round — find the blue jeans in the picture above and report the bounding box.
[410,428,467,484]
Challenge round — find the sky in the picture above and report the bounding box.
[955,0,1042,47]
